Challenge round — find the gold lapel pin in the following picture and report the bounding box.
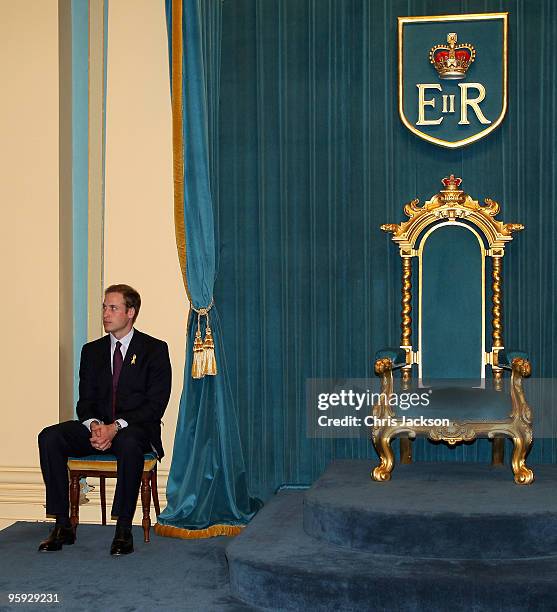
[131,354,137,365]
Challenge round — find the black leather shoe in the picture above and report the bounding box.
[38,525,76,552]
[110,526,133,556]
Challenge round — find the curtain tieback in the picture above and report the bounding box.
[191,299,217,379]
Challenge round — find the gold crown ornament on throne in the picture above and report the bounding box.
[429,33,476,79]
[438,174,466,203]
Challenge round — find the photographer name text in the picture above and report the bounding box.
[317,415,450,427]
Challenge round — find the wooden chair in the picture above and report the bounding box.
[67,452,160,542]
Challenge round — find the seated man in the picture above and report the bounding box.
[38,284,171,555]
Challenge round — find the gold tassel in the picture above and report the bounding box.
[191,314,206,379]
[202,315,217,376]
[191,300,218,379]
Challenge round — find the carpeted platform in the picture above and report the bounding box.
[304,461,557,558]
[0,522,255,612]
[227,461,557,611]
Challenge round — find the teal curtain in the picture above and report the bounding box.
[217,0,557,501]
[157,0,260,536]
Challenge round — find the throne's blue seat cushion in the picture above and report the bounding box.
[395,386,511,422]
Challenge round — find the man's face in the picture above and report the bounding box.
[102,292,135,337]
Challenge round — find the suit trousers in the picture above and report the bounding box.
[38,420,151,521]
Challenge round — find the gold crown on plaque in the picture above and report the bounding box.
[429,33,476,79]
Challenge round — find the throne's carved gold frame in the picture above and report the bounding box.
[372,176,534,485]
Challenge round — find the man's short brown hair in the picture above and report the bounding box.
[105,284,141,323]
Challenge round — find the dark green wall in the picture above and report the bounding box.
[216,0,557,498]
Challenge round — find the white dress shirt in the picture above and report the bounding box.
[82,329,134,431]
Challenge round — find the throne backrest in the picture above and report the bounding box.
[381,176,523,383]
[418,221,485,380]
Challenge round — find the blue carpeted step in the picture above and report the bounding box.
[226,465,557,611]
[303,461,557,559]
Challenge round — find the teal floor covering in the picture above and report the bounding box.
[3,461,556,612]
[0,522,254,612]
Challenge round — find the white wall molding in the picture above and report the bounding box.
[0,465,169,525]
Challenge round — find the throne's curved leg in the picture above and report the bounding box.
[511,428,534,485]
[372,432,394,482]
[508,357,534,485]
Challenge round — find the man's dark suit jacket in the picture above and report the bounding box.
[76,329,172,459]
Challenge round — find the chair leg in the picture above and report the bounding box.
[69,473,80,531]
[511,430,534,485]
[151,469,161,517]
[400,437,413,464]
[140,472,152,542]
[491,438,505,466]
[372,432,395,482]
[100,476,107,525]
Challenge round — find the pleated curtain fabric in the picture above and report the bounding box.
[216,0,557,501]
[156,0,261,538]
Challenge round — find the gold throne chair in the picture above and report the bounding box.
[372,176,534,485]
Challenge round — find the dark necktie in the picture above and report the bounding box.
[112,341,123,419]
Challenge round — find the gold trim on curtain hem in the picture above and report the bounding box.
[154,522,244,539]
